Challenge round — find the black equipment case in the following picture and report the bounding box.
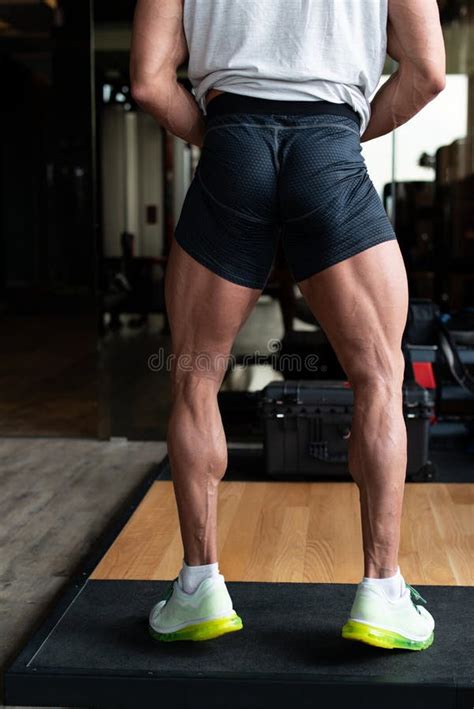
[260,380,436,482]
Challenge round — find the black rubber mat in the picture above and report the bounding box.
[5,579,474,708]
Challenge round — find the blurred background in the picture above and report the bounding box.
[0,0,472,452]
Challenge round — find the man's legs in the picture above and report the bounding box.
[297,239,409,579]
[165,237,262,567]
[166,234,409,577]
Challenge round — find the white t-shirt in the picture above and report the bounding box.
[183,0,388,135]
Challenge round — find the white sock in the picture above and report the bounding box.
[177,560,220,594]
[362,565,405,601]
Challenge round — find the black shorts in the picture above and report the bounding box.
[174,92,397,289]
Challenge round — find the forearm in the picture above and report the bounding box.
[133,76,206,148]
[361,64,444,143]
[363,0,446,143]
[130,0,204,148]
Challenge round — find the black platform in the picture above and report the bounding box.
[4,578,474,708]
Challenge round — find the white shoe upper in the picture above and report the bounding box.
[150,571,435,641]
[149,573,235,633]
[348,580,435,641]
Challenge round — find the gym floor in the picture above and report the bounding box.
[3,453,473,708]
[0,437,167,709]
[91,477,473,586]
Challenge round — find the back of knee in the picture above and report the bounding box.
[348,348,405,393]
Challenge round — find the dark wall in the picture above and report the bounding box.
[0,0,100,438]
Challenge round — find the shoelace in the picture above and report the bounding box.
[162,576,179,605]
[405,582,427,612]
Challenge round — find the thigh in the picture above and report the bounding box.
[297,239,409,381]
[165,237,262,387]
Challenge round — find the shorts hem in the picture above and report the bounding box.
[174,233,267,290]
[291,232,397,283]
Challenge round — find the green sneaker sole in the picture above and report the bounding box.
[341,619,434,651]
[149,611,243,643]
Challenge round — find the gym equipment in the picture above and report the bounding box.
[260,380,436,482]
[403,299,474,421]
[277,329,346,380]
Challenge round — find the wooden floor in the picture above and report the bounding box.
[0,437,167,709]
[91,480,474,586]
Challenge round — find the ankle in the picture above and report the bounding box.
[178,560,220,594]
[184,555,218,566]
[362,565,405,601]
[363,564,399,579]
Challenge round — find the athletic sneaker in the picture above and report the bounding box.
[341,580,435,650]
[148,573,243,642]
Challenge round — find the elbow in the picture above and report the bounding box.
[426,73,446,95]
[400,59,447,100]
[130,73,174,112]
[419,67,447,97]
[130,79,153,106]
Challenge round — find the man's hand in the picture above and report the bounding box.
[362,0,446,142]
[130,0,205,148]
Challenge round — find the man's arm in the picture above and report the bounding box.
[361,0,446,143]
[130,0,205,148]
